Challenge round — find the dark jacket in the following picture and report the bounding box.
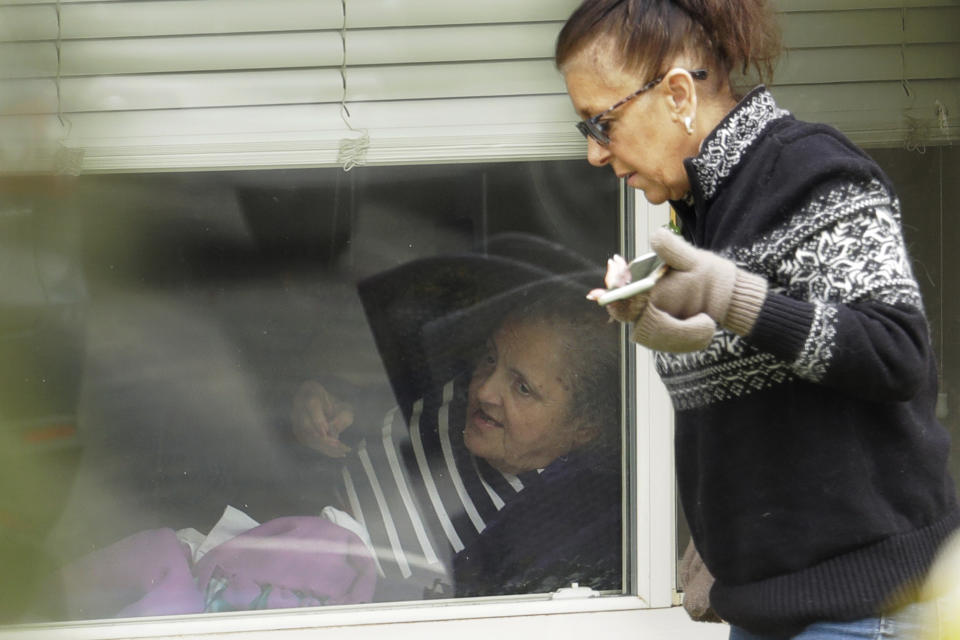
[666,87,959,634]
[453,444,621,597]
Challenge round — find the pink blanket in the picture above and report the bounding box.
[54,516,376,619]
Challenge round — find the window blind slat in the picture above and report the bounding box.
[775,43,960,85]
[0,5,56,41]
[782,8,960,48]
[782,10,901,48]
[1,95,578,142]
[38,0,578,40]
[778,0,960,12]
[773,78,957,118]
[905,6,960,43]
[8,23,561,77]
[0,42,55,78]
[17,61,562,113]
[903,43,960,78]
[0,78,55,114]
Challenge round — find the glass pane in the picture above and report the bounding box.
[871,146,960,489]
[0,160,624,624]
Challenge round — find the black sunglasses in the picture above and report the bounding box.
[576,69,708,146]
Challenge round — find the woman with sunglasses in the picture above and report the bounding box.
[556,1,958,639]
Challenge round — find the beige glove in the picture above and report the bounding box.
[291,380,354,458]
[631,303,716,352]
[649,228,768,336]
[679,540,722,623]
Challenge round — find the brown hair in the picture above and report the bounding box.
[555,0,782,93]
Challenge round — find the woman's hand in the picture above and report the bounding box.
[627,228,769,352]
[648,228,741,323]
[631,304,717,352]
[291,381,354,458]
[679,540,722,623]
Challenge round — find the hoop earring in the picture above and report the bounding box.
[684,116,695,135]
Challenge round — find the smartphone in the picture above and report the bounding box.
[595,252,667,306]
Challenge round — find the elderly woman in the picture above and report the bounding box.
[294,288,622,601]
[556,1,959,639]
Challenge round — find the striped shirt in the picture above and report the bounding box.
[340,377,541,598]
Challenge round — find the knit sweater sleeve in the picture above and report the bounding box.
[743,177,931,402]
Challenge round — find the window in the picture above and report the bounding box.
[3,2,688,636]
[872,145,959,489]
[1,163,689,639]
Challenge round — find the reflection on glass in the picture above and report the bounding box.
[0,161,622,623]
[872,146,960,487]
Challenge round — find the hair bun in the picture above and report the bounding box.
[557,0,782,89]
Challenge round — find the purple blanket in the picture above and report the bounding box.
[54,516,376,619]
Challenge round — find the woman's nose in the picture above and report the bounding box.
[586,137,611,167]
[474,371,503,406]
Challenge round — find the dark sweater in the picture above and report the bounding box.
[453,444,622,597]
[665,87,959,634]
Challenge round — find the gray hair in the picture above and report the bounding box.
[501,288,621,445]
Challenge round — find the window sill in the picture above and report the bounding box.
[0,594,640,640]
[0,599,734,640]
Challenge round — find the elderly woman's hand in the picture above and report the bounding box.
[604,294,650,324]
[291,380,354,458]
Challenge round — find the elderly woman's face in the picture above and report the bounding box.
[463,317,590,474]
[563,43,696,204]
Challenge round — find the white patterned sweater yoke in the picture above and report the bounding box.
[658,88,923,411]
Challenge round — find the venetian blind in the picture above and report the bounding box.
[1,0,957,172]
[773,0,960,149]
[0,0,583,171]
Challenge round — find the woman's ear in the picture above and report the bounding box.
[572,422,600,448]
[663,68,698,129]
